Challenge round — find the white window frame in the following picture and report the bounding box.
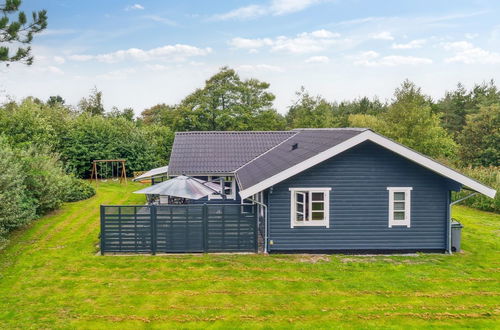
[289,188,331,228]
[387,187,412,228]
[208,176,236,200]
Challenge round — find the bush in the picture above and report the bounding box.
[452,166,500,213]
[17,148,72,215]
[64,177,96,202]
[0,139,37,243]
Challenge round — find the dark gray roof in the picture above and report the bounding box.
[168,131,296,175]
[235,128,368,190]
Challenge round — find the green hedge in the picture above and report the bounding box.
[452,166,499,213]
[0,137,96,244]
[64,177,96,202]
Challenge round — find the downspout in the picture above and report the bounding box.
[245,196,268,254]
[447,191,477,254]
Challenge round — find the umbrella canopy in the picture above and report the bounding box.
[133,165,169,181]
[133,175,221,200]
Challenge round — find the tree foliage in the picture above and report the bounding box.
[436,80,500,136]
[349,80,457,158]
[78,87,105,116]
[459,104,500,166]
[286,87,339,128]
[140,67,286,131]
[0,0,47,65]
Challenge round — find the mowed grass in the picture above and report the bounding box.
[0,182,498,329]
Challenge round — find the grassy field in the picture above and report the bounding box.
[0,181,498,329]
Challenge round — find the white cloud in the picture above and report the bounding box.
[270,0,325,15]
[142,15,177,26]
[465,33,478,40]
[305,55,330,63]
[371,31,394,40]
[237,64,284,72]
[354,51,432,66]
[39,29,77,36]
[146,64,170,71]
[35,66,64,75]
[443,41,500,64]
[212,0,326,20]
[392,39,426,49]
[53,56,66,64]
[229,37,274,49]
[68,44,212,63]
[229,29,342,54]
[68,54,93,61]
[125,4,144,11]
[97,68,137,80]
[308,29,340,38]
[212,5,268,21]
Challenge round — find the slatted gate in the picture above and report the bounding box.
[100,204,258,254]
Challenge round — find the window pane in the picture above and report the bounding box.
[297,203,304,213]
[311,192,324,201]
[394,192,405,201]
[394,211,405,220]
[311,211,324,220]
[296,193,304,203]
[312,202,324,211]
[296,212,304,221]
[394,202,405,211]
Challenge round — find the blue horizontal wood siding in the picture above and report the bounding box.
[267,141,456,251]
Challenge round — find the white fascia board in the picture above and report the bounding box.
[238,130,496,199]
[367,132,496,198]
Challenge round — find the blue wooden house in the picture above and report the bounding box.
[167,128,496,254]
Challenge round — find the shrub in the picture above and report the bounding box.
[0,139,36,243]
[452,166,500,213]
[17,148,70,216]
[64,177,96,202]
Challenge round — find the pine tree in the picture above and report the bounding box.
[0,0,47,66]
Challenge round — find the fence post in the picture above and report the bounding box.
[100,205,105,255]
[254,205,258,253]
[151,205,157,255]
[203,203,208,252]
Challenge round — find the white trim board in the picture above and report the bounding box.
[238,130,496,199]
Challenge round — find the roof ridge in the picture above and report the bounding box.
[291,127,369,131]
[176,131,293,135]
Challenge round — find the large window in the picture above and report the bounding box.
[289,188,331,228]
[208,176,236,200]
[387,187,412,228]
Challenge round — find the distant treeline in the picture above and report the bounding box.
[0,67,498,242]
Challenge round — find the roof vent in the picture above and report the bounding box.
[291,143,298,151]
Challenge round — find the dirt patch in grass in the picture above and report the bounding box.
[295,254,331,263]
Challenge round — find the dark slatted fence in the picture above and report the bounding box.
[100,204,257,254]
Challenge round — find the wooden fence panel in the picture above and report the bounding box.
[100,204,257,254]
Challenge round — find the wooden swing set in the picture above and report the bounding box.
[90,159,127,185]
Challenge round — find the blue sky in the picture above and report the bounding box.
[2,0,500,114]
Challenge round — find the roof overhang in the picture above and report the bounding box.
[238,130,496,199]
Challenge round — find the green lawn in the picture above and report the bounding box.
[0,182,498,329]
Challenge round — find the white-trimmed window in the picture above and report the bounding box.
[208,176,236,200]
[289,188,331,228]
[387,187,412,228]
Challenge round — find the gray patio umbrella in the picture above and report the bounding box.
[133,175,221,200]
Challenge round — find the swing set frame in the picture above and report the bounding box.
[90,159,127,186]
